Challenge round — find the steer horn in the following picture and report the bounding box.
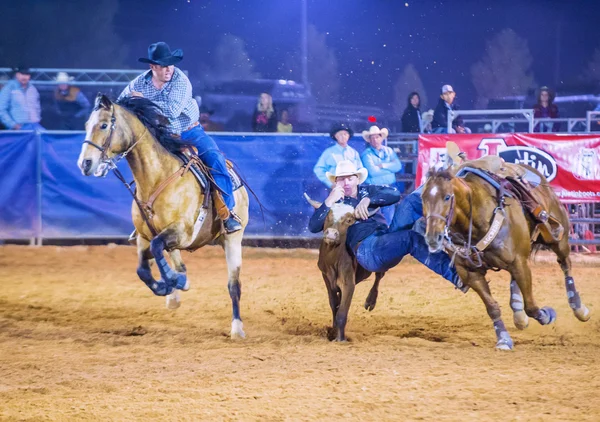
[303,193,322,209]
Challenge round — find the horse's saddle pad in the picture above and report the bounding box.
[174,151,243,192]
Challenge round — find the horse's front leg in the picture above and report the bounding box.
[461,268,514,350]
[221,231,245,339]
[164,250,189,309]
[136,236,174,296]
[149,226,188,294]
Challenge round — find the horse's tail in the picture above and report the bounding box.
[228,159,268,228]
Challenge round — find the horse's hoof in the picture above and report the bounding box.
[230,319,245,339]
[573,304,591,322]
[495,341,514,351]
[326,327,337,341]
[173,272,188,290]
[540,306,557,325]
[165,291,181,310]
[513,310,529,330]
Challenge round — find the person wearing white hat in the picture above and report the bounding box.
[308,160,468,293]
[360,125,402,224]
[431,84,468,134]
[54,71,90,130]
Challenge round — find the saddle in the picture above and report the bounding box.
[175,148,243,221]
[448,142,564,243]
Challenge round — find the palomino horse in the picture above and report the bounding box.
[77,94,249,338]
[421,163,590,349]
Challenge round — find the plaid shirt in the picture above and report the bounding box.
[0,79,41,128]
[118,68,199,135]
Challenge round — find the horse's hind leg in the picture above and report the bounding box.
[464,270,514,350]
[549,238,591,322]
[136,237,173,296]
[509,279,529,330]
[165,250,189,310]
[149,226,188,293]
[364,272,385,311]
[511,257,557,326]
[222,232,245,339]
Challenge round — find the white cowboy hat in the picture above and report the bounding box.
[326,160,368,184]
[361,125,389,142]
[55,71,73,84]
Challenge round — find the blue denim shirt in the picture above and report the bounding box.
[0,79,41,128]
[361,145,402,186]
[313,143,364,188]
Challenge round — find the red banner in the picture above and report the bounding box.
[416,133,600,203]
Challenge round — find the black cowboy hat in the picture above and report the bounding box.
[329,123,354,139]
[13,66,31,75]
[138,42,183,66]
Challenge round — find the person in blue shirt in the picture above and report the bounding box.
[360,125,402,224]
[0,67,44,130]
[313,123,364,188]
[308,160,468,293]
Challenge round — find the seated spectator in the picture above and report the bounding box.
[277,109,293,133]
[361,125,402,224]
[401,92,422,133]
[431,84,469,134]
[0,66,44,130]
[533,86,559,132]
[199,105,224,132]
[314,123,364,188]
[252,92,277,132]
[54,72,90,130]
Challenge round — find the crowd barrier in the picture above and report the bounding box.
[0,131,373,242]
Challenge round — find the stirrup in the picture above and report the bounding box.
[223,211,242,234]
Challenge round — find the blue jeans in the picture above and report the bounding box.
[179,125,235,210]
[355,230,459,287]
[390,191,423,232]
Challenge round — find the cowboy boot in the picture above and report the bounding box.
[213,189,242,234]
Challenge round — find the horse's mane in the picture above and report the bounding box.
[426,168,454,180]
[114,96,181,152]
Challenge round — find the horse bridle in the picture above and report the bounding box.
[426,193,455,230]
[82,108,145,174]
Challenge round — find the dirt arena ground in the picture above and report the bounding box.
[1,245,599,421]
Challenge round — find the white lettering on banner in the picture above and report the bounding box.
[478,138,508,156]
[497,146,558,182]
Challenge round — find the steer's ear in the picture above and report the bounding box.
[303,193,322,209]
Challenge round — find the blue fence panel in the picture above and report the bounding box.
[0,131,369,239]
[41,132,134,238]
[0,131,38,239]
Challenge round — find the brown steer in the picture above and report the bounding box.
[305,193,385,341]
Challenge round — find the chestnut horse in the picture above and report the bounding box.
[422,164,590,350]
[77,94,249,338]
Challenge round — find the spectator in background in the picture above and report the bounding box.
[0,67,44,130]
[421,109,434,133]
[277,109,293,133]
[54,72,90,130]
[314,123,364,188]
[252,92,277,132]
[199,105,224,132]
[534,86,560,132]
[361,125,402,224]
[401,92,422,133]
[431,84,468,134]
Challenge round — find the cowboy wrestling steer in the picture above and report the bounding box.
[306,160,397,341]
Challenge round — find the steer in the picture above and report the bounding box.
[305,193,385,341]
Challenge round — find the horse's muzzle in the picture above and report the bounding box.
[81,159,93,176]
[426,233,444,253]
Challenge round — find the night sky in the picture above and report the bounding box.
[5,0,600,110]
